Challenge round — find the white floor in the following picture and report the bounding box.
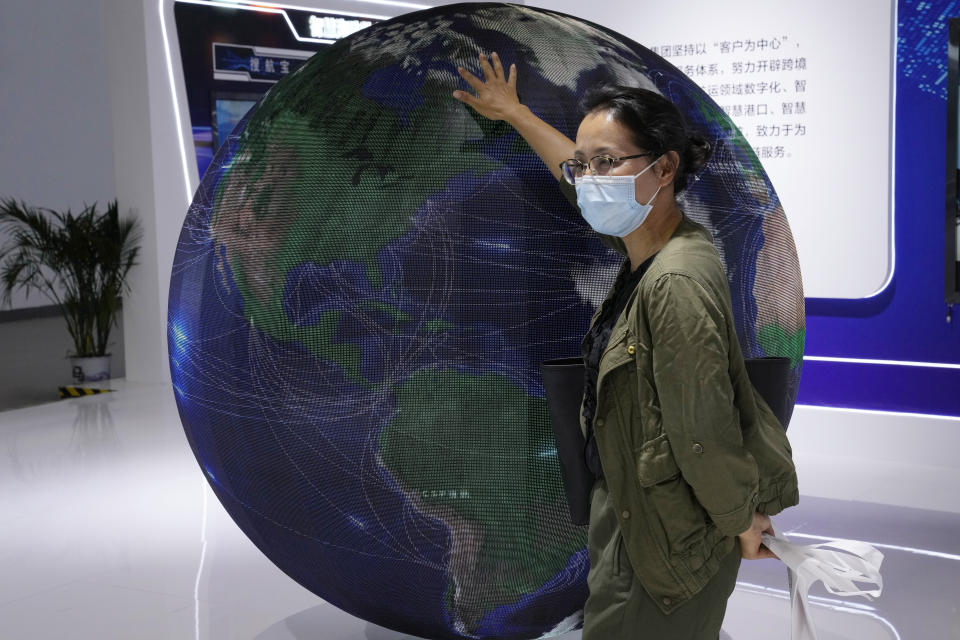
[2,381,958,640]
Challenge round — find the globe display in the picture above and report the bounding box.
[167,3,805,639]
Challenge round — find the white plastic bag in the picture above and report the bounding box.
[761,531,885,640]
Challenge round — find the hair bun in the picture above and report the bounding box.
[683,135,712,174]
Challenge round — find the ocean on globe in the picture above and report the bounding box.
[167,3,804,639]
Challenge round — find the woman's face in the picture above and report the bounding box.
[574,110,663,204]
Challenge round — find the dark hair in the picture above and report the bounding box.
[580,85,711,194]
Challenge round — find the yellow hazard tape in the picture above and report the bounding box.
[58,386,115,399]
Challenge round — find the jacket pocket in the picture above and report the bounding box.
[613,532,625,577]
[636,433,709,557]
[636,433,681,486]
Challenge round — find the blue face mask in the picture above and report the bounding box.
[575,155,664,237]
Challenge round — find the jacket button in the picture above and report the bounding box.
[595,418,605,428]
[692,443,704,454]
[621,509,631,520]
[627,344,636,355]
[662,597,672,606]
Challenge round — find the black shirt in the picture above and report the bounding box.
[581,255,655,479]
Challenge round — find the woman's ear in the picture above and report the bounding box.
[657,150,681,185]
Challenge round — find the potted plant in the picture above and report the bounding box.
[0,198,141,383]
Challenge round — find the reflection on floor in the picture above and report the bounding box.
[2,381,958,639]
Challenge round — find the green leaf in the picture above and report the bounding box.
[0,198,141,357]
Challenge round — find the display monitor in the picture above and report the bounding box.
[946,18,960,305]
[212,91,262,152]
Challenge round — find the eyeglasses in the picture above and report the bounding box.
[559,153,657,185]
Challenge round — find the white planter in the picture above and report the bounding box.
[69,356,111,383]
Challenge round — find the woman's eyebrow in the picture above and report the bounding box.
[574,146,617,158]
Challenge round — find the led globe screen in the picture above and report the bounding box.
[167,4,804,639]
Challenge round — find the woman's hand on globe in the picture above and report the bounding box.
[453,52,521,122]
[453,52,572,182]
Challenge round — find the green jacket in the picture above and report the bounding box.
[574,198,799,614]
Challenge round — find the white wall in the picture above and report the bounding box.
[0,1,117,310]
[789,406,960,513]
[101,0,179,384]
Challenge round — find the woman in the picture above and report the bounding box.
[453,53,799,639]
